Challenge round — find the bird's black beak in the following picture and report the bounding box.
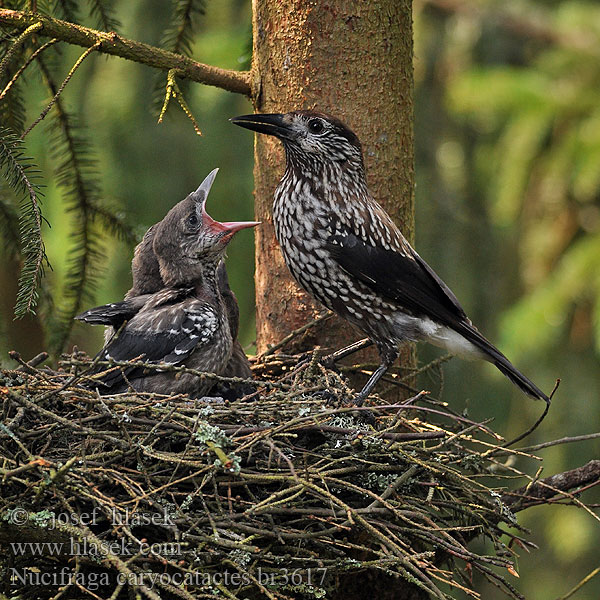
[230,113,292,140]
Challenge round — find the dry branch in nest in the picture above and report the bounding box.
[0,348,598,600]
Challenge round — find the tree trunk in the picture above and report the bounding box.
[250,4,420,594]
[251,0,416,362]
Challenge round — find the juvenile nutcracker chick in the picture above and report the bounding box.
[125,217,254,381]
[232,110,550,405]
[78,175,259,396]
[78,170,254,395]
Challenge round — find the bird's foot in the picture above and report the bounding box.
[311,387,376,425]
[339,393,376,426]
[310,389,338,403]
[352,389,368,407]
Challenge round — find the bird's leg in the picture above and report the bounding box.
[352,350,398,406]
[322,338,373,368]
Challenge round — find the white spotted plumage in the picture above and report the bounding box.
[274,151,411,350]
[236,109,549,403]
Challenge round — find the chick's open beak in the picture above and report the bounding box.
[201,199,259,237]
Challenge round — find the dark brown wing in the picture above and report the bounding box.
[325,231,549,401]
[325,230,468,326]
[91,288,218,389]
[75,295,152,328]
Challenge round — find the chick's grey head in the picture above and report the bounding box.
[231,110,364,169]
[153,168,259,286]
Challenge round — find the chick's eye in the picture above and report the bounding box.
[308,119,324,134]
[187,213,199,228]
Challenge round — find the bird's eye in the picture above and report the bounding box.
[308,119,324,134]
[187,213,199,228]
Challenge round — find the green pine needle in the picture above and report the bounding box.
[45,106,104,354]
[162,0,206,57]
[36,55,110,354]
[87,0,121,33]
[53,0,79,23]
[0,78,27,137]
[152,0,206,117]
[0,184,22,257]
[0,126,50,318]
[1,29,29,134]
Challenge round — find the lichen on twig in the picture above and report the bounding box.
[0,348,597,600]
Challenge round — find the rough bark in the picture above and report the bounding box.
[503,459,600,510]
[251,2,419,597]
[251,0,415,360]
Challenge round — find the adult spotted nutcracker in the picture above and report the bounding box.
[232,110,550,405]
[77,171,259,396]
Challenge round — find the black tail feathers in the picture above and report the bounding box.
[493,357,550,404]
[455,321,551,404]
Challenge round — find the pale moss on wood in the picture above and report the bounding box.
[1,349,591,600]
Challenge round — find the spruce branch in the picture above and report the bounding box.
[158,68,202,135]
[54,0,79,24]
[86,202,137,246]
[152,0,205,116]
[0,20,40,133]
[21,40,101,139]
[0,8,252,95]
[37,55,105,354]
[161,0,205,57]
[0,38,58,102]
[0,20,42,83]
[0,185,21,256]
[0,126,49,317]
[87,0,120,33]
[0,76,26,134]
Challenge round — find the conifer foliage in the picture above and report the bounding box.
[0,0,204,354]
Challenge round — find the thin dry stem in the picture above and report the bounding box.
[0,349,597,600]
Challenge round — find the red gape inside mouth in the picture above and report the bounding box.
[201,199,260,236]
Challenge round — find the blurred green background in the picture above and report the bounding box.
[1,0,599,598]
